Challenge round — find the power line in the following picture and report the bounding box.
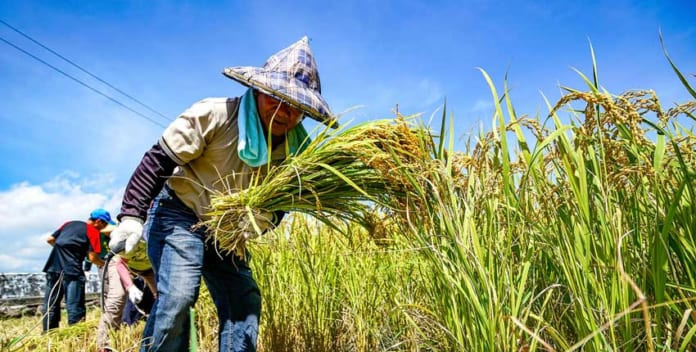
[0,35,167,128]
[0,19,172,124]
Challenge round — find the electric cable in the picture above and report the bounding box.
[0,35,167,128]
[0,19,172,124]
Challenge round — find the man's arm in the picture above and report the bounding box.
[109,143,179,254]
[112,101,214,252]
[46,224,64,246]
[87,251,104,268]
[118,143,178,221]
[115,257,135,291]
[118,99,223,221]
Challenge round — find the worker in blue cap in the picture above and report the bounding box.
[42,208,114,331]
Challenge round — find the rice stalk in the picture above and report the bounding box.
[203,117,439,255]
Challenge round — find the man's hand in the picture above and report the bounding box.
[127,286,143,304]
[87,251,104,268]
[109,217,144,254]
[238,210,276,240]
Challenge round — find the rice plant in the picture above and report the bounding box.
[204,51,695,350]
[3,50,694,352]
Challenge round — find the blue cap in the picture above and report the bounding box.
[90,208,116,225]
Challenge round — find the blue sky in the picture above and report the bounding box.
[1,0,694,273]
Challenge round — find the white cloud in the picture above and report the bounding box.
[470,99,494,112]
[417,78,445,107]
[361,76,446,117]
[0,173,123,273]
[0,254,32,272]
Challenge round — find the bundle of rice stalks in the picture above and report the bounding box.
[203,117,437,254]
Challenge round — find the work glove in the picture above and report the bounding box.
[109,217,144,255]
[238,210,276,240]
[127,286,143,304]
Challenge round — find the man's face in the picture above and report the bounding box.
[94,220,108,231]
[255,91,304,136]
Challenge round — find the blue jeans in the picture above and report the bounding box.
[140,186,261,352]
[42,272,86,331]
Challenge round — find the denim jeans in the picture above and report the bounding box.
[42,272,86,331]
[140,186,261,352]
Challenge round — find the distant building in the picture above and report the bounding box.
[0,273,101,299]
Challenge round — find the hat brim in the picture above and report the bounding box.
[102,224,117,234]
[223,67,339,129]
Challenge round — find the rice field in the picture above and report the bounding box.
[2,58,695,351]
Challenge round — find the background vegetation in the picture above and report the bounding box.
[2,55,695,351]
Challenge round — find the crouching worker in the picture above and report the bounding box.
[108,36,337,352]
[121,276,155,325]
[97,237,156,352]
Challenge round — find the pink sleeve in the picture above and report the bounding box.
[115,257,134,290]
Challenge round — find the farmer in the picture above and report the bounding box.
[83,223,115,274]
[121,275,155,325]
[109,36,337,352]
[42,208,114,331]
[97,240,156,351]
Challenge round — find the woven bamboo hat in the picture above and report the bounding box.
[223,36,337,128]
